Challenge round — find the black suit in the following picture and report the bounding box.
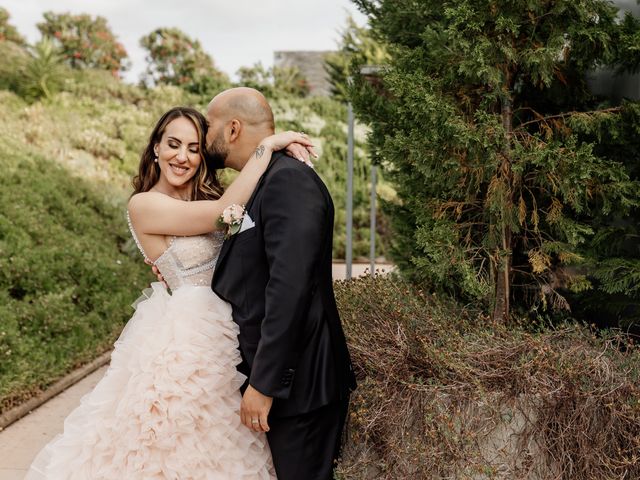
[212,152,356,479]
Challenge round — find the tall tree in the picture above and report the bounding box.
[37,12,128,76]
[140,28,229,95]
[0,7,29,92]
[324,16,389,102]
[351,0,640,322]
[0,7,26,45]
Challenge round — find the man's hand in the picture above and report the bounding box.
[240,384,273,433]
[144,258,167,288]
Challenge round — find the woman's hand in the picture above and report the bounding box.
[285,142,316,168]
[262,131,318,167]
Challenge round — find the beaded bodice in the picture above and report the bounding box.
[127,212,225,291]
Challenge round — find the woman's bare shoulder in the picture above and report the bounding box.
[128,192,168,215]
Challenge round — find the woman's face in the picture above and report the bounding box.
[154,117,202,189]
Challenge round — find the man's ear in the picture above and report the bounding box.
[228,119,242,143]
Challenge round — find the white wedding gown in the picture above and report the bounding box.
[26,218,275,479]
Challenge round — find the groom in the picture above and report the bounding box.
[206,87,356,479]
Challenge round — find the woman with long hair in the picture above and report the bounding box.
[26,106,313,479]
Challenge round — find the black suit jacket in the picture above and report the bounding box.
[212,152,356,417]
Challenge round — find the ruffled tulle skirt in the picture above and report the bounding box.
[26,283,275,479]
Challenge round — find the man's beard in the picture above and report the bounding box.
[205,131,229,169]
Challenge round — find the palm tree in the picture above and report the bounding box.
[22,38,65,101]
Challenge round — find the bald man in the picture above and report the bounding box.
[207,88,356,480]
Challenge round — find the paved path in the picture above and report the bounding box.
[0,366,108,479]
[0,263,393,478]
[332,262,395,280]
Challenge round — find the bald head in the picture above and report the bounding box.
[208,87,274,131]
[205,87,276,171]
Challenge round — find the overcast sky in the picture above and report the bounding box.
[2,0,368,83]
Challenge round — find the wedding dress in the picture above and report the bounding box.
[26,217,275,479]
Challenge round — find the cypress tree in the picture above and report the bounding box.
[351,0,640,322]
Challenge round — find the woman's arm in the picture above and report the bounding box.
[128,131,312,237]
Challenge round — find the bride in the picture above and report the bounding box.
[26,106,314,479]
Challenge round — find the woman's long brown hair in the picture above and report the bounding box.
[132,107,223,201]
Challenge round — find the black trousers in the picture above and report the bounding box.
[267,397,349,480]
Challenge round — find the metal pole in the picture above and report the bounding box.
[346,103,354,280]
[370,165,377,277]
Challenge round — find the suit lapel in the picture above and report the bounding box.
[213,151,285,282]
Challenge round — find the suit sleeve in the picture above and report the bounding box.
[249,166,326,399]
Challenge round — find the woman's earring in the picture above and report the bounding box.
[154,156,158,163]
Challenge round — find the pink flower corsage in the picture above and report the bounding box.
[218,204,245,238]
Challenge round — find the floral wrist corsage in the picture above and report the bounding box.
[218,204,245,238]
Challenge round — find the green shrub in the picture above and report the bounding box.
[0,138,149,411]
[62,69,146,105]
[0,40,28,92]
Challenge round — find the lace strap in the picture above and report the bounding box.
[126,210,151,263]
